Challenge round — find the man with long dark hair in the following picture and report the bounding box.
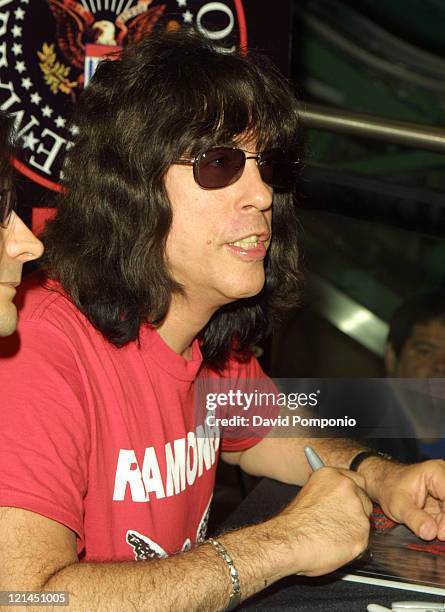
[1,31,445,610]
[0,111,43,336]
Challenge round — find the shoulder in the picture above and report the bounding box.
[0,272,102,365]
[0,276,92,410]
[13,272,96,345]
[15,272,78,324]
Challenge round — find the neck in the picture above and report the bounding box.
[156,294,218,359]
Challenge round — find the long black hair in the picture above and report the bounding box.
[43,29,303,370]
[0,111,15,226]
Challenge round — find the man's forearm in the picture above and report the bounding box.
[236,437,366,485]
[42,520,290,612]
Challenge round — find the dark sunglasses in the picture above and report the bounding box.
[175,146,301,190]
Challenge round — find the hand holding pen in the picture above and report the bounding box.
[304,450,445,611]
[264,445,372,576]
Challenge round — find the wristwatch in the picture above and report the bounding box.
[349,450,393,472]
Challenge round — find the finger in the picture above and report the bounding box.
[418,516,438,540]
[424,495,442,514]
[396,461,445,539]
[421,467,445,539]
[436,507,445,540]
[328,470,373,518]
[356,487,373,517]
[325,468,372,515]
[420,460,445,503]
[336,468,366,490]
[396,493,438,540]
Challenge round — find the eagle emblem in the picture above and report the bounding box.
[1,0,244,192]
[43,0,169,94]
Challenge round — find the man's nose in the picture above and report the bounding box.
[239,159,273,211]
[432,353,445,376]
[4,212,44,262]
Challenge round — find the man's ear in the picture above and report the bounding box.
[384,343,397,376]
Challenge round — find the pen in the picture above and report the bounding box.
[367,605,391,612]
[304,445,325,471]
[392,602,445,611]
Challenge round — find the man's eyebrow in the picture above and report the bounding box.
[411,339,442,350]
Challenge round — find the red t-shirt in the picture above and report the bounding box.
[0,277,263,562]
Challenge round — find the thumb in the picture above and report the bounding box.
[395,495,437,540]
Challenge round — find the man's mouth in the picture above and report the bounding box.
[228,234,263,249]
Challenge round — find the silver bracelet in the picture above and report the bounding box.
[207,538,241,611]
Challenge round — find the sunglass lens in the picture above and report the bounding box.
[260,150,301,190]
[196,148,245,189]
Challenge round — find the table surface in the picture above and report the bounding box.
[219,478,445,611]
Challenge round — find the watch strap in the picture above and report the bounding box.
[349,450,393,472]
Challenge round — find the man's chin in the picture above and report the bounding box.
[224,281,266,302]
[0,303,18,337]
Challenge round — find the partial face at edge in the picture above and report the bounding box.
[385,318,445,378]
[0,212,44,336]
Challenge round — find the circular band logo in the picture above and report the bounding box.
[0,0,247,191]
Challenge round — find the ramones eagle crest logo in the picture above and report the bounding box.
[0,0,247,192]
